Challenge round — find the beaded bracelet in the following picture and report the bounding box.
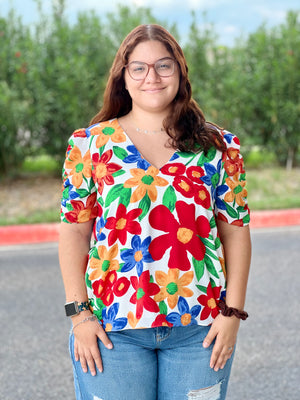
[218,299,249,320]
[71,315,101,334]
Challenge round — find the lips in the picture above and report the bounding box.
[143,87,165,93]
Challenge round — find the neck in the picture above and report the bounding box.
[129,108,168,131]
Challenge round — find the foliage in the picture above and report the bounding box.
[0,1,299,176]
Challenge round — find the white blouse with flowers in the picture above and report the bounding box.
[61,119,250,332]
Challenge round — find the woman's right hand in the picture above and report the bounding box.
[72,313,113,376]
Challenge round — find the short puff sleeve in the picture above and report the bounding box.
[60,129,98,224]
[214,131,250,226]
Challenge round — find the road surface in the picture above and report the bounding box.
[0,226,299,399]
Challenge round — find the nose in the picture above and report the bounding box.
[145,65,160,82]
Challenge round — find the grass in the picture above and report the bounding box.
[0,209,59,226]
[246,167,300,210]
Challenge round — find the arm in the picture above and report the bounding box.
[203,220,251,371]
[59,221,113,375]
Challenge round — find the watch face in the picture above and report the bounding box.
[65,302,78,317]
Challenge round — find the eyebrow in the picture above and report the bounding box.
[128,57,174,64]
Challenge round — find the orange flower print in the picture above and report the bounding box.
[124,166,168,203]
[154,269,194,309]
[65,145,92,188]
[64,193,98,223]
[89,119,126,148]
[88,243,119,281]
[224,173,247,206]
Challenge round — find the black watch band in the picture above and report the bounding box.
[64,301,90,317]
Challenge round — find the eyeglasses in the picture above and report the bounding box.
[125,57,176,81]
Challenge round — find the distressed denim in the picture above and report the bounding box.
[69,325,235,400]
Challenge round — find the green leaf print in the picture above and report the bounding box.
[105,184,125,207]
[138,193,151,221]
[113,146,128,160]
[201,237,216,251]
[159,301,168,315]
[119,187,132,208]
[196,284,207,294]
[66,203,73,211]
[197,147,216,166]
[204,255,219,278]
[85,272,92,289]
[192,258,205,281]
[113,169,126,178]
[243,214,250,224]
[209,216,217,229]
[215,237,221,249]
[225,203,238,219]
[162,186,176,212]
[77,188,90,198]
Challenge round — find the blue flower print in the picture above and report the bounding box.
[102,303,127,331]
[121,235,154,276]
[169,153,180,162]
[166,297,201,327]
[201,159,222,200]
[123,145,151,170]
[215,185,228,210]
[61,179,80,207]
[94,216,106,241]
[223,132,234,144]
[85,124,97,138]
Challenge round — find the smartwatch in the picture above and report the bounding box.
[65,301,90,317]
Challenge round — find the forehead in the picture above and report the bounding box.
[128,40,172,63]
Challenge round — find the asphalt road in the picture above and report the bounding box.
[0,226,299,400]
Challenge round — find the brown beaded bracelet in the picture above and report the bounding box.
[218,299,249,320]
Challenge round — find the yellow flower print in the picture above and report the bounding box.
[124,166,168,203]
[154,269,194,309]
[88,243,119,281]
[89,120,126,148]
[65,146,92,188]
[224,172,247,207]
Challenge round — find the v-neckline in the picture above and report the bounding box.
[116,119,178,170]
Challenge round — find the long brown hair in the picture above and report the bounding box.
[90,24,225,153]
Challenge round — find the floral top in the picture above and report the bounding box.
[61,119,250,331]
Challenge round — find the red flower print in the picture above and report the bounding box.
[160,163,186,176]
[73,129,87,138]
[130,270,160,319]
[92,150,122,194]
[151,314,173,328]
[193,184,211,209]
[173,176,194,198]
[197,282,222,320]
[186,166,205,183]
[106,203,142,245]
[149,201,210,271]
[223,147,245,176]
[92,271,130,306]
[64,193,98,223]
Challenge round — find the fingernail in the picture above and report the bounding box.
[107,343,113,349]
[203,341,209,348]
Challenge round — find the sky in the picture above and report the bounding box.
[0,0,299,46]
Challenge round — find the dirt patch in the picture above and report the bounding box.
[0,176,62,222]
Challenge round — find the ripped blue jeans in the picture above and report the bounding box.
[69,325,235,400]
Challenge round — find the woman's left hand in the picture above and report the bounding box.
[203,314,240,371]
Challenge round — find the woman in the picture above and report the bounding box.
[59,24,251,400]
